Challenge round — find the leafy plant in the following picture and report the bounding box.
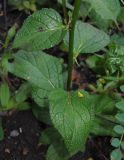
[86,43,124,93]
[106,45,124,74]
[8,0,37,11]
[0,26,32,140]
[2,0,124,159]
[111,85,124,160]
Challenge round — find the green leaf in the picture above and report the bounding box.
[106,46,124,74]
[0,83,10,107]
[15,83,31,103]
[6,98,15,110]
[120,85,124,93]
[23,1,30,8]
[86,54,106,74]
[64,21,110,57]
[49,89,94,155]
[111,138,120,147]
[111,34,124,46]
[89,9,112,32]
[84,0,120,21]
[57,0,73,10]
[118,7,124,26]
[32,106,51,125]
[90,94,117,114]
[16,102,30,111]
[39,128,61,145]
[86,55,104,71]
[9,50,66,106]
[114,125,124,134]
[46,143,69,160]
[121,141,124,150]
[116,100,124,111]
[32,87,49,107]
[111,149,122,160]
[92,118,115,136]
[115,113,124,122]
[13,8,66,51]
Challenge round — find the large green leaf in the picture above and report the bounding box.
[83,0,120,21]
[13,8,66,50]
[64,21,110,57]
[9,50,66,106]
[49,89,94,154]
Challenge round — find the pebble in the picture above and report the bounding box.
[10,130,19,137]
[5,148,10,154]
[23,148,29,155]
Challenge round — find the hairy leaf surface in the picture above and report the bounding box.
[49,89,94,154]
[13,8,66,50]
[9,50,66,106]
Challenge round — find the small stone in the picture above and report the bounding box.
[5,148,10,154]
[23,148,29,155]
[10,130,19,137]
[19,128,22,133]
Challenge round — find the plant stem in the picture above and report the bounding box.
[62,0,68,24]
[67,0,81,91]
[114,20,121,31]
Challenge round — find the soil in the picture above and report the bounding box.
[0,110,111,160]
[0,110,47,160]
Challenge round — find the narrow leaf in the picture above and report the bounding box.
[0,83,10,107]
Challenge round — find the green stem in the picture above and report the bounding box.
[67,0,81,91]
[62,0,68,24]
[103,76,124,82]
